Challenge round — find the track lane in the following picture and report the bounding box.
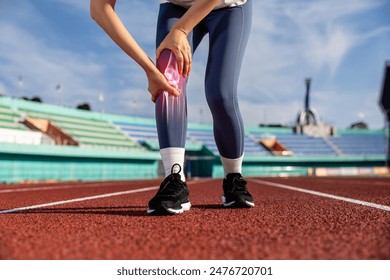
[0,177,389,260]
[248,178,390,212]
[0,180,161,210]
[0,178,216,213]
[254,177,390,206]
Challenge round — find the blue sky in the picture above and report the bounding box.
[0,0,389,129]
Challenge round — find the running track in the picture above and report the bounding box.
[0,177,389,260]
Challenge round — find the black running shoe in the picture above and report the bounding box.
[222,173,255,208]
[147,164,191,215]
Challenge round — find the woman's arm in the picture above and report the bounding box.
[90,0,179,101]
[156,0,221,77]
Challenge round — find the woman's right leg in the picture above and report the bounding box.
[147,4,190,215]
[155,3,188,180]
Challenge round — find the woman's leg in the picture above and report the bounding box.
[147,4,198,215]
[203,2,254,207]
[203,2,252,172]
[155,4,188,179]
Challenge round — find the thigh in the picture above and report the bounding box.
[204,2,252,93]
[156,4,187,48]
[156,3,207,53]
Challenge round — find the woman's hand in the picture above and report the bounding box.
[146,68,180,102]
[156,28,192,78]
[155,0,220,77]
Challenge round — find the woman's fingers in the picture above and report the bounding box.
[148,76,180,103]
[150,86,180,103]
[156,29,192,77]
[183,45,192,77]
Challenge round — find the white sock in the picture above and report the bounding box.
[220,155,244,178]
[160,147,186,181]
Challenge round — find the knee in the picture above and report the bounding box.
[206,86,236,114]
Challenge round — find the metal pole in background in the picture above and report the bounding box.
[304,78,311,112]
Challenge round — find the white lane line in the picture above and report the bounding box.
[0,178,215,214]
[249,179,390,212]
[0,182,128,194]
[0,186,159,214]
[0,178,215,194]
[295,179,390,186]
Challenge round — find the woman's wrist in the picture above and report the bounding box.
[171,23,189,37]
[141,57,159,76]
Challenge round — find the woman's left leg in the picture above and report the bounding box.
[204,2,252,171]
[203,1,254,207]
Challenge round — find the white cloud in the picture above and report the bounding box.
[0,0,388,129]
[0,21,106,106]
[248,0,381,75]
[236,0,389,128]
[303,26,355,74]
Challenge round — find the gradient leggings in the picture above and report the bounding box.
[155,1,252,159]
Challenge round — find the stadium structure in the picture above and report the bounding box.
[0,86,387,184]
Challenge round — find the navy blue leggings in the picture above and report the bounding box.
[155,1,252,159]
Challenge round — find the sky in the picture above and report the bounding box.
[0,0,389,130]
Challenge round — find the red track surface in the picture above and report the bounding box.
[0,177,389,260]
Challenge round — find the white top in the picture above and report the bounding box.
[159,0,247,9]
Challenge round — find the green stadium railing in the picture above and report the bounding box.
[0,142,160,183]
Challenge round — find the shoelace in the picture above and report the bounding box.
[158,163,184,195]
[231,176,248,193]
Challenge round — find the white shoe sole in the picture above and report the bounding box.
[147,201,191,215]
[222,196,255,208]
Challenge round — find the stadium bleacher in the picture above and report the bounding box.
[113,122,159,143]
[23,110,142,150]
[113,121,204,152]
[187,128,271,156]
[0,102,145,151]
[0,96,387,182]
[1,97,386,156]
[270,133,337,156]
[248,130,337,156]
[328,134,386,155]
[0,104,27,130]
